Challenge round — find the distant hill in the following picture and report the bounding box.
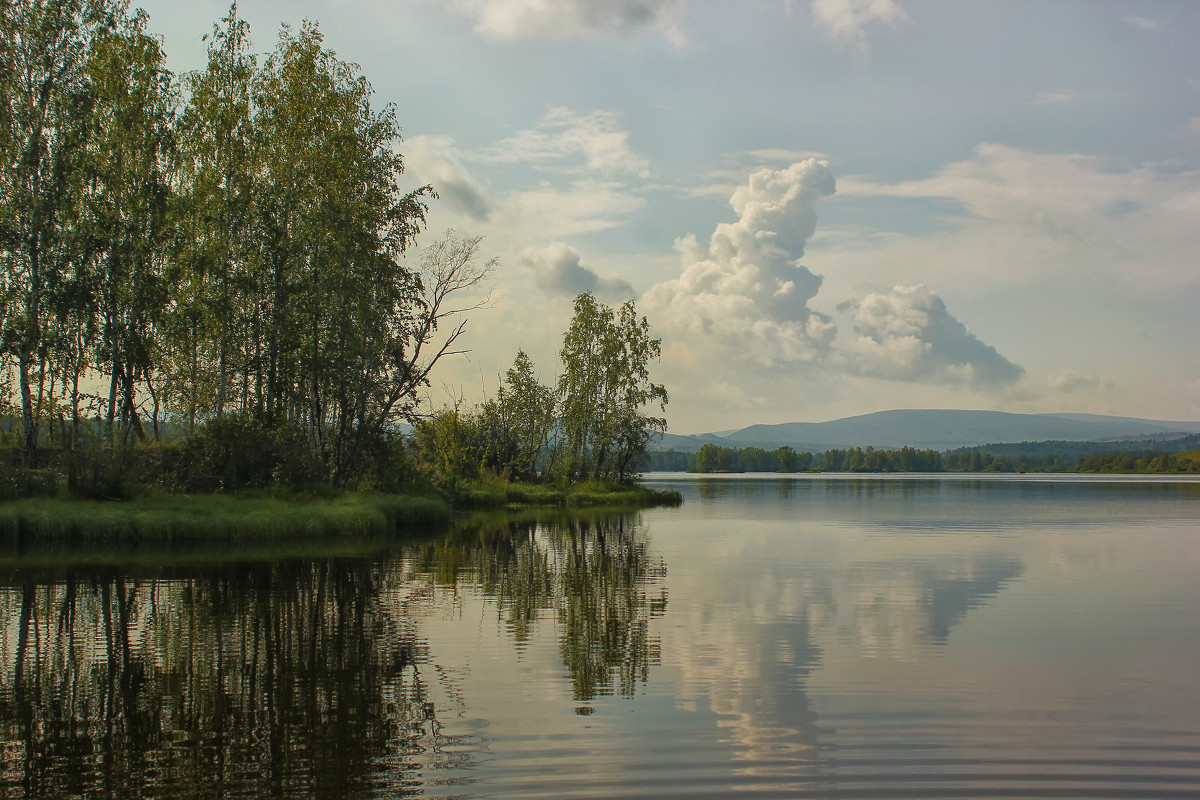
[653,409,1200,453]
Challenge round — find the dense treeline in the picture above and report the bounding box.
[944,433,1200,462]
[0,2,671,502]
[1071,450,1200,473]
[0,2,502,496]
[647,443,940,473]
[693,442,813,472]
[646,443,1200,474]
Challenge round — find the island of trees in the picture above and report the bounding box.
[0,2,675,524]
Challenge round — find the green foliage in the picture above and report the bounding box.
[555,292,667,482]
[413,293,668,491]
[651,440,1200,475]
[0,461,60,501]
[2,5,488,496]
[499,349,557,478]
[643,448,691,471]
[1071,449,1200,473]
[1,0,111,464]
[0,490,450,546]
[666,444,814,473]
[411,402,485,488]
[410,352,556,488]
[439,475,682,510]
[157,415,396,492]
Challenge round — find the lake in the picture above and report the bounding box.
[2,474,1199,798]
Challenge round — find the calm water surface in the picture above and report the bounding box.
[2,474,1199,798]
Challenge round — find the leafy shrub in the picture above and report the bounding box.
[163,417,296,492]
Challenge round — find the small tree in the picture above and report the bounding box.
[501,350,555,479]
[555,292,667,483]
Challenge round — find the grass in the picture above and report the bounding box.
[0,490,451,548]
[447,476,684,510]
[0,476,682,552]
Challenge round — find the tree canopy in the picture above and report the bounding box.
[1,2,489,494]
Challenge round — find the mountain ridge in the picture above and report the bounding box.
[655,409,1200,453]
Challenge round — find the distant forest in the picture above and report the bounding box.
[646,434,1200,474]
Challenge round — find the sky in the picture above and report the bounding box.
[134,0,1200,433]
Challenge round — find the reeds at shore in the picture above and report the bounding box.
[0,491,451,546]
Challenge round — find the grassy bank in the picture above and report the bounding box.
[446,477,683,510]
[0,490,451,547]
[0,477,681,548]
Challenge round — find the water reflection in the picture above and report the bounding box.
[847,553,1024,653]
[416,513,667,701]
[0,560,470,799]
[0,513,666,797]
[6,477,1197,798]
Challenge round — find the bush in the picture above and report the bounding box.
[66,440,137,500]
[162,417,299,492]
[0,461,61,500]
[159,417,416,493]
[347,430,420,493]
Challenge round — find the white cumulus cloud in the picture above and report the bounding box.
[811,0,906,50]
[643,159,838,368]
[445,0,686,46]
[519,242,635,302]
[839,284,1024,385]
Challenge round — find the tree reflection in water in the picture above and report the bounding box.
[0,512,666,797]
[0,560,471,799]
[418,512,667,701]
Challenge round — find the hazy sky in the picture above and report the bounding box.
[135,0,1200,432]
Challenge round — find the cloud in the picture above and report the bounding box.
[480,105,651,178]
[1191,116,1200,135]
[405,135,492,221]
[519,242,635,302]
[708,381,770,412]
[837,144,1141,226]
[835,144,1200,286]
[445,0,686,46]
[744,147,828,163]
[643,159,838,368]
[1048,369,1113,394]
[811,0,906,50]
[839,284,1024,385]
[681,148,832,200]
[1123,16,1161,32]
[500,179,646,238]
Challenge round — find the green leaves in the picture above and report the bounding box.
[556,292,667,482]
[1,4,475,491]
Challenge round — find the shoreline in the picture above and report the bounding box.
[0,481,683,547]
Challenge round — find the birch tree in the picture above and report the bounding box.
[556,292,667,482]
[0,0,114,464]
